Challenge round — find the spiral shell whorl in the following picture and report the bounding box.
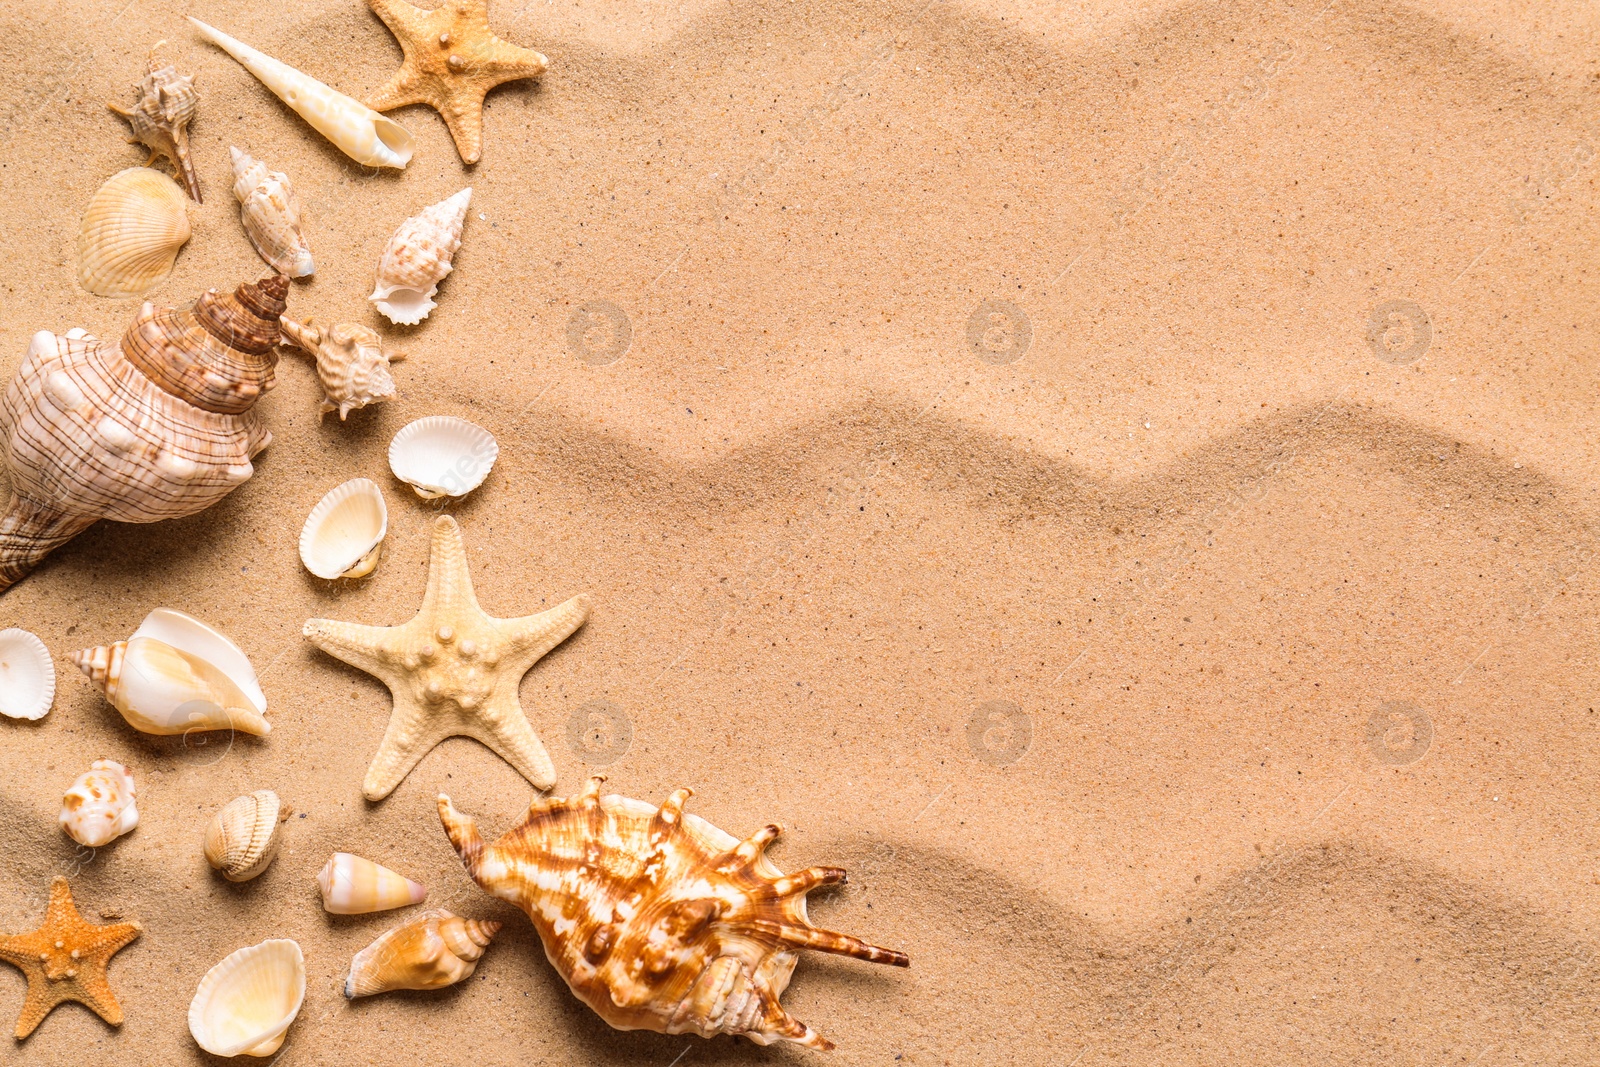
[123,275,287,413]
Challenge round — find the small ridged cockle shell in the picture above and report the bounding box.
[316,853,426,914]
[60,759,139,847]
[76,168,191,298]
[230,148,314,278]
[204,790,283,882]
[343,909,501,997]
[369,188,471,325]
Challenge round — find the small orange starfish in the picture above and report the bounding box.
[0,877,141,1039]
[366,0,549,164]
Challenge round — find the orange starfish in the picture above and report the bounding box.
[0,877,141,1039]
[365,0,549,164]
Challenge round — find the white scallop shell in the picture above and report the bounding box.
[188,939,306,1058]
[299,479,388,580]
[76,168,192,298]
[0,628,55,719]
[387,416,498,500]
[59,758,139,847]
[369,188,471,324]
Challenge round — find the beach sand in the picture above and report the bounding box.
[0,0,1597,1062]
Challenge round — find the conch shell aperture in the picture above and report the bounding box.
[439,779,909,1050]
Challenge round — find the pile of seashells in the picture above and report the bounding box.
[0,4,909,1059]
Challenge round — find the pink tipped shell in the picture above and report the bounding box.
[316,853,426,914]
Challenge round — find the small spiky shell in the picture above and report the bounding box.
[369,188,471,324]
[230,148,313,278]
[76,168,192,298]
[316,853,427,915]
[438,779,910,1051]
[279,317,399,420]
[109,48,202,201]
[343,909,501,998]
[59,758,139,847]
[204,790,283,882]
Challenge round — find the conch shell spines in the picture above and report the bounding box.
[439,779,909,1050]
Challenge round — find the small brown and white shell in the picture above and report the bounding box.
[60,758,139,847]
[188,939,305,1057]
[439,778,909,1050]
[204,790,283,882]
[76,168,192,298]
[369,188,471,324]
[278,317,401,420]
[298,479,387,580]
[108,43,202,201]
[316,853,426,914]
[230,148,313,278]
[343,909,501,998]
[0,627,54,719]
[387,416,498,500]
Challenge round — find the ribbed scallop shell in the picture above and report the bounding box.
[369,188,471,324]
[317,853,426,915]
[0,627,54,719]
[59,758,139,847]
[188,939,305,1058]
[438,778,909,1050]
[279,317,400,420]
[204,790,282,882]
[387,416,498,500]
[343,909,501,998]
[230,148,313,278]
[77,168,192,298]
[299,479,387,580]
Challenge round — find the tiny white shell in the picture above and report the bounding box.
[387,416,498,500]
[59,758,139,847]
[188,939,306,1058]
[299,479,388,580]
[77,168,191,298]
[0,628,55,719]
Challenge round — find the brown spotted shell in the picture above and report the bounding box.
[438,778,909,1051]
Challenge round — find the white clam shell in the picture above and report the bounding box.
[317,853,427,914]
[76,168,191,298]
[188,939,306,1058]
[299,479,388,580]
[189,19,412,170]
[369,188,471,324]
[0,628,54,719]
[59,758,139,847]
[204,790,283,882]
[387,416,498,500]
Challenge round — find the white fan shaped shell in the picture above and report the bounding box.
[299,479,388,580]
[132,608,266,715]
[387,416,498,500]
[0,628,55,719]
[189,939,306,1058]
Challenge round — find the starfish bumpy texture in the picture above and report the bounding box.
[0,877,142,1039]
[304,515,590,800]
[365,0,549,164]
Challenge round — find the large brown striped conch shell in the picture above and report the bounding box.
[439,778,909,1051]
[343,909,501,998]
[0,275,288,593]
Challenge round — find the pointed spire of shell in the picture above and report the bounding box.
[120,274,288,413]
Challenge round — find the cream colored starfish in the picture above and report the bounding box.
[365,0,549,164]
[304,514,590,800]
[0,877,142,1039]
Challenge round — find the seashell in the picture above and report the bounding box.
[72,608,270,736]
[189,18,412,170]
[59,758,139,847]
[230,147,313,278]
[387,416,498,500]
[108,43,202,201]
[438,779,909,1050]
[188,939,305,1057]
[298,479,387,580]
[279,316,402,420]
[342,909,501,998]
[317,853,426,915]
[0,627,54,719]
[76,168,192,298]
[204,790,283,882]
[0,275,288,592]
[369,188,471,325]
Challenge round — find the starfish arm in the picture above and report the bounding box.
[437,89,490,165]
[366,72,430,114]
[501,593,592,672]
[11,985,58,1040]
[68,975,125,1027]
[367,0,433,38]
[463,693,556,790]
[303,618,399,678]
[362,698,455,801]
[422,516,480,617]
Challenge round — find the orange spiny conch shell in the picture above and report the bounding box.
[0,275,288,593]
[343,909,501,998]
[438,778,909,1051]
